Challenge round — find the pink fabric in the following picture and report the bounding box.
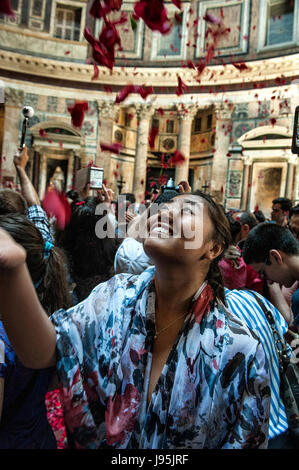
[219,256,263,293]
[219,257,247,290]
[45,390,67,449]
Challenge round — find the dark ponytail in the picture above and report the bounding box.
[0,213,72,315]
[36,245,72,314]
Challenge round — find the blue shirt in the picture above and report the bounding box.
[225,288,291,440]
[0,321,56,449]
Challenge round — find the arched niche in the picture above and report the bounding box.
[237,125,295,216]
[29,121,85,199]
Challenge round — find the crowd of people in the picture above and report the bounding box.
[0,145,298,450]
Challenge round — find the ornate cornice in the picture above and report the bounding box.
[0,50,298,89]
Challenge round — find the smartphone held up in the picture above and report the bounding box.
[75,166,104,191]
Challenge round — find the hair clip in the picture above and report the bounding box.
[44,241,53,259]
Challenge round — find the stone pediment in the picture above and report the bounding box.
[30,120,84,148]
[238,125,292,149]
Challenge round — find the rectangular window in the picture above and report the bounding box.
[207,114,213,130]
[166,120,174,133]
[194,117,202,133]
[150,4,189,62]
[54,5,81,41]
[152,118,160,130]
[125,113,132,128]
[157,14,183,57]
[32,0,43,17]
[266,0,294,46]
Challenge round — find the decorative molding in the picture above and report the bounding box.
[257,0,299,53]
[176,103,197,120]
[150,3,189,62]
[0,50,298,88]
[238,125,292,143]
[95,3,145,60]
[97,100,119,120]
[4,87,24,106]
[196,0,250,58]
[214,101,234,120]
[134,103,155,120]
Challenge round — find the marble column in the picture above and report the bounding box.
[240,155,253,210]
[2,88,24,182]
[210,102,234,204]
[133,103,154,201]
[175,105,197,184]
[66,149,75,191]
[39,151,47,200]
[97,100,119,185]
[286,154,297,200]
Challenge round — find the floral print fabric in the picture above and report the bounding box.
[51,266,271,449]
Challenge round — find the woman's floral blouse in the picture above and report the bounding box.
[51,266,271,449]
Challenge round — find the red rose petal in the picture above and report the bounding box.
[0,0,15,16]
[39,129,47,138]
[42,189,71,230]
[91,63,99,80]
[100,142,123,154]
[233,62,250,71]
[203,12,221,25]
[67,101,89,128]
[148,127,159,149]
[114,84,153,104]
[134,0,172,34]
[176,75,188,96]
[168,150,186,166]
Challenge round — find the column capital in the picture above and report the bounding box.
[97,100,119,120]
[5,88,24,106]
[176,103,197,120]
[244,154,253,166]
[134,102,155,121]
[289,154,298,165]
[214,101,234,120]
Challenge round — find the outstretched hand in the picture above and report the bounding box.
[14,146,29,171]
[178,180,192,193]
[0,228,26,272]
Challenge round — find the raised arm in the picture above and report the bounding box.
[0,228,57,369]
[14,146,40,207]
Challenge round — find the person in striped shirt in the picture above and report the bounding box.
[225,288,291,447]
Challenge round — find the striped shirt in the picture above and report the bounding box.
[225,288,290,440]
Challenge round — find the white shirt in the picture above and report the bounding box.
[114,238,153,275]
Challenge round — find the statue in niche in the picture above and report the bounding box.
[49,166,65,192]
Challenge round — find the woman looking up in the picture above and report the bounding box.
[0,192,270,449]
